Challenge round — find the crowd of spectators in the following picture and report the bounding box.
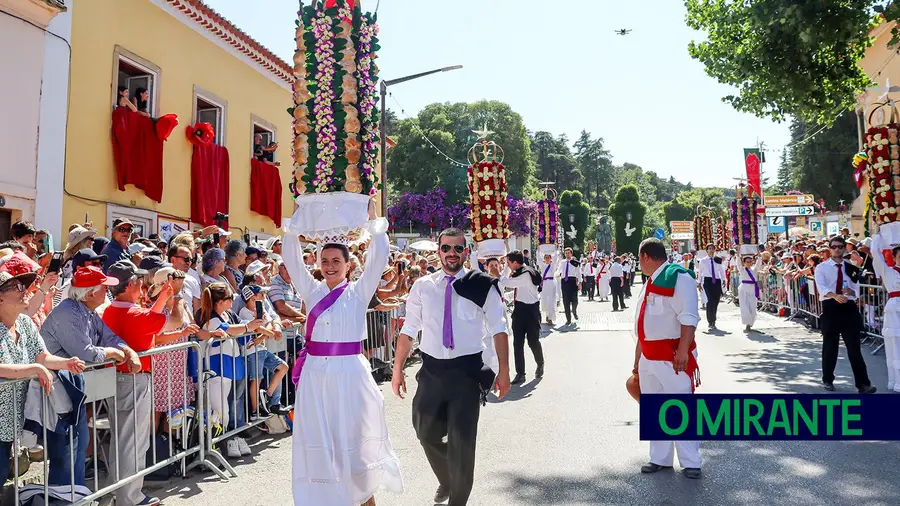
[0,218,445,504]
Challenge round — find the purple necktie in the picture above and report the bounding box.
[565,263,569,278]
[710,258,717,283]
[443,275,455,349]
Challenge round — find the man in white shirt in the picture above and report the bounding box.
[699,245,726,329]
[393,228,510,506]
[633,238,702,479]
[557,248,582,325]
[500,250,544,385]
[622,258,634,297]
[167,245,201,314]
[582,260,598,301]
[609,256,626,311]
[814,236,876,394]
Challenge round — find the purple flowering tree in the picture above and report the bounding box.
[508,197,538,236]
[388,188,470,233]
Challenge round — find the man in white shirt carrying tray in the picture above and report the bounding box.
[393,228,511,506]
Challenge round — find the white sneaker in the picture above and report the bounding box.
[237,437,251,456]
[226,439,241,459]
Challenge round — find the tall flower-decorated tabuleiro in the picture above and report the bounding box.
[467,125,510,259]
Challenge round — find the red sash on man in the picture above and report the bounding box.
[637,263,700,391]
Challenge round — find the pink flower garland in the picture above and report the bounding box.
[356,19,379,195]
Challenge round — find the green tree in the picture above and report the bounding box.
[774,150,794,194]
[573,131,613,208]
[530,131,581,192]
[608,185,648,256]
[684,0,875,124]
[673,187,727,216]
[662,199,693,230]
[558,190,591,254]
[789,110,860,207]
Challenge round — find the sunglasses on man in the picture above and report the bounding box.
[0,280,28,293]
[116,227,133,233]
[830,244,844,250]
[440,244,465,254]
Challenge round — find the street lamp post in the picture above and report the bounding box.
[379,65,463,217]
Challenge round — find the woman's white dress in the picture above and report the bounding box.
[283,218,404,505]
[596,263,611,300]
[738,267,759,327]
[872,235,900,392]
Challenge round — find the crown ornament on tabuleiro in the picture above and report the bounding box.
[284,0,382,242]
[467,123,510,258]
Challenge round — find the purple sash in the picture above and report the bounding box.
[742,268,760,299]
[541,264,552,286]
[291,283,351,386]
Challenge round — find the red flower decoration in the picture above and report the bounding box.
[155,114,179,141]
[186,122,215,146]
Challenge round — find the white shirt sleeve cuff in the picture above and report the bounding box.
[678,315,700,327]
[365,217,389,235]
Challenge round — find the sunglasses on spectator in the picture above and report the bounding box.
[440,245,465,254]
[85,259,103,267]
[171,256,191,262]
[116,227,133,233]
[830,244,844,250]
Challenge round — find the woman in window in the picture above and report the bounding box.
[133,87,151,118]
[116,86,138,112]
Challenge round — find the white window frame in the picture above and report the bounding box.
[106,204,158,240]
[111,46,161,117]
[251,114,277,151]
[193,86,228,146]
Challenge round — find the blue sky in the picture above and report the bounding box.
[205,0,792,188]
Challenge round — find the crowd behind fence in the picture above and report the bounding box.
[1,305,404,506]
[726,267,885,354]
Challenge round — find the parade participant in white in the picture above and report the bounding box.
[500,250,544,385]
[283,201,403,506]
[871,237,900,392]
[557,248,582,325]
[608,257,626,311]
[582,260,598,301]
[633,238,702,479]
[596,258,611,302]
[393,228,511,506]
[698,245,725,329]
[539,253,558,324]
[738,255,760,331]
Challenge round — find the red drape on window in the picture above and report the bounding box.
[191,144,230,229]
[250,159,283,227]
[111,108,164,202]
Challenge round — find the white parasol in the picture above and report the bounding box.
[408,240,439,252]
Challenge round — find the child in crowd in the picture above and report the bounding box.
[238,284,290,417]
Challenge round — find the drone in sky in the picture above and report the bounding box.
[614,29,633,36]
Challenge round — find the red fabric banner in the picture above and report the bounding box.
[111,108,164,202]
[745,153,761,198]
[250,159,283,227]
[191,144,230,228]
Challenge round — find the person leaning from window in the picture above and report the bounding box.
[0,269,86,486]
[253,133,280,166]
[132,87,151,118]
[116,86,138,113]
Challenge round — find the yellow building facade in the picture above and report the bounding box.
[64,0,295,242]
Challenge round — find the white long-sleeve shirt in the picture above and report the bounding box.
[698,257,726,281]
[400,268,509,359]
[558,259,582,283]
[499,268,540,304]
[282,218,389,344]
[608,262,624,278]
[634,263,701,340]
[582,262,598,278]
[814,258,859,302]
[872,235,900,293]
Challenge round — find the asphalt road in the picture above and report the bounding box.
[152,293,899,506]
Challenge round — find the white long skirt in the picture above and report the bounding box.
[540,284,558,323]
[882,298,900,392]
[597,274,610,299]
[292,353,404,505]
[738,283,758,327]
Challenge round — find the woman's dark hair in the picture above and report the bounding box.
[134,87,148,111]
[196,282,231,327]
[321,243,350,262]
[241,272,261,288]
[117,86,127,96]
[10,221,36,240]
[829,235,847,247]
[893,246,900,257]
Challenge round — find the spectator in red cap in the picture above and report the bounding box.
[1,251,59,327]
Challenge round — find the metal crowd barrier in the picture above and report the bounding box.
[1,306,406,504]
[745,269,885,354]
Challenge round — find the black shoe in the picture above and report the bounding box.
[824,382,835,391]
[434,485,450,503]
[270,404,291,416]
[683,467,702,479]
[641,462,673,474]
[574,314,579,320]
[565,320,572,326]
[535,363,544,379]
[621,306,628,309]
[511,374,526,385]
[858,385,877,394]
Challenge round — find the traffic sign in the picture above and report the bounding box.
[765,206,815,217]
[653,228,665,240]
[768,216,787,233]
[670,232,693,240]
[669,221,693,234]
[764,194,814,206]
